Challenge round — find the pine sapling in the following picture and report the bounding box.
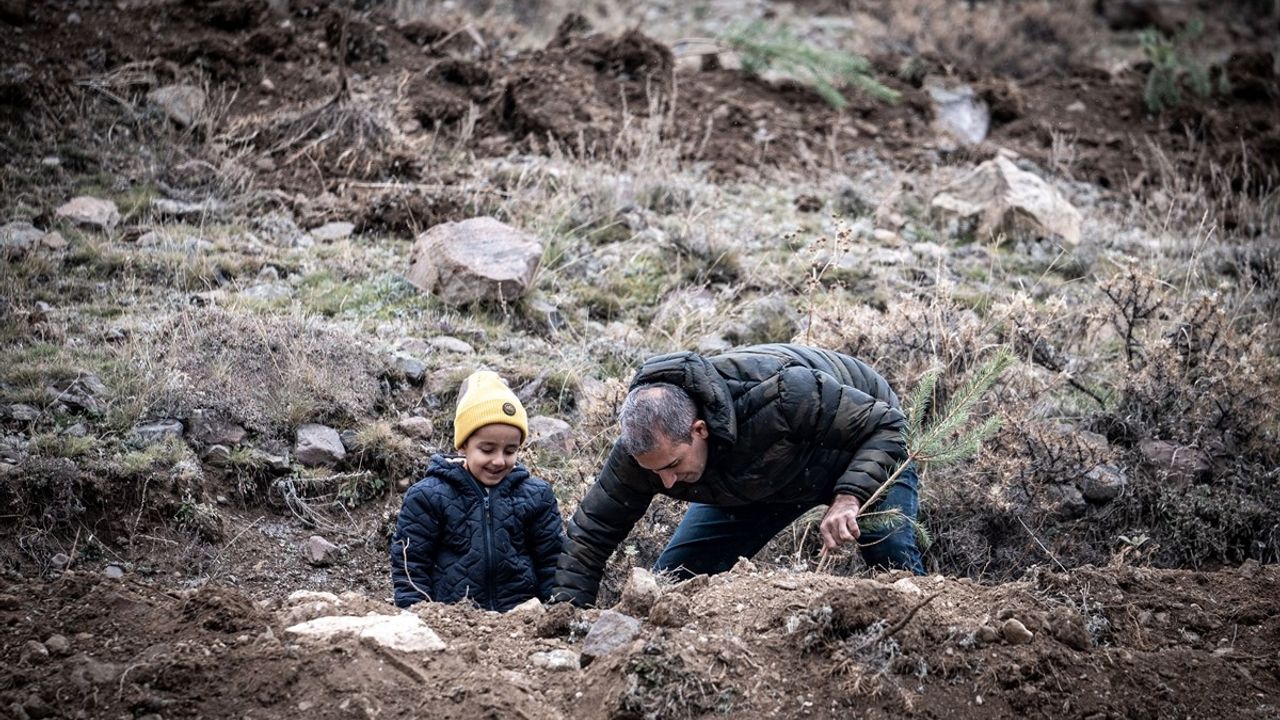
[819,347,1016,570]
[720,21,900,109]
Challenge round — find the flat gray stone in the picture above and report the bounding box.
[150,198,228,219]
[581,610,641,663]
[67,653,121,689]
[1138,440,1210,486]
[8,404,39,422]
[240,283,293,302]
[295,424,346,467]
[131,419,184,445]
[391,353,426,383]
[926,81,990,145]
[187,411,247,447]
[530,649,579,671]
[1082,464,1126,502]
[309,222,355,242]
[395,416,434,440]
[302,535,341,567]
[147,84,207,127]
[286,613,445,653]
[55,197,120,230]
[429,336,474,355]
[527,416,573,454]
[0,221,45,255]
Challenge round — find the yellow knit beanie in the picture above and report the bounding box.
[453,370,528,449]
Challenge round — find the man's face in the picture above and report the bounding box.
[632,420,710,490]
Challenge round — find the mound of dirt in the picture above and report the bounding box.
[4,561,1277,719]
[141,307,389,443]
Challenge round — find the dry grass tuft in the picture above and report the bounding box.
[120,307,388,444]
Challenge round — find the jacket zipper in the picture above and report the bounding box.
[470,477,499,611]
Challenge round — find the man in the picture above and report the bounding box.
[553,343,925,607]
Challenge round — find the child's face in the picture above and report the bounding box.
[461,423,522,486]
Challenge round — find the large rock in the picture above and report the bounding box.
[147,84,207,128]
[932,156,1082,245]
[926,81,990,145]
[580,610,641,664]
[285,613,446,653]
[406,217,543,305]
[295,424,346,467]
[526,416,574,454]
[55,197,120,230]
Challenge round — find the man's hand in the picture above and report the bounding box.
[819,494,862,553]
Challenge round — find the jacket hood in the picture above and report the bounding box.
[630,351,738,446]
[426,453,529,492]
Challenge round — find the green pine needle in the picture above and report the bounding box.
[915,347,1015,458]
[720,20,900,109]
[905,367,940,446]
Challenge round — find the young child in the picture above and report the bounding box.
[391,370,565,611]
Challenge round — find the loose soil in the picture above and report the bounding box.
[2,1,1276,213]
[3,559,1277,719]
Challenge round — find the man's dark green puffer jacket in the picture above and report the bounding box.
[553,343,907,606]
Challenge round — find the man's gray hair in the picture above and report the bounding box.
[618,383,698,456]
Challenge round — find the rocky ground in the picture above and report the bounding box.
[2,0,1279,718]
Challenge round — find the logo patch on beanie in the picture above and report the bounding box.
[502,402,517,416]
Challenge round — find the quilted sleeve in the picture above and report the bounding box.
[552,442,656,607]
[529,482,567,601]
[390,483,443,608]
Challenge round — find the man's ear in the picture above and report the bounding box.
[691,419,709,440]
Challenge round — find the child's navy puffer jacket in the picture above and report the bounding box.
[390,454,565,611]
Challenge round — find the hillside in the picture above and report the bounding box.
[2,1,1278,718]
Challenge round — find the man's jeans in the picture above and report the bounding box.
[654,465,926,577]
